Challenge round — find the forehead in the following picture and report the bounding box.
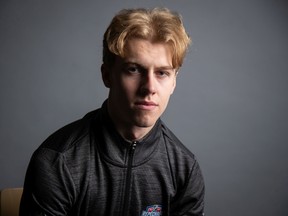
[122,38,173,67]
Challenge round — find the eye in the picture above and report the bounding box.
[156,70,171,78]
[159,71,167,76]
[127,66,140,73]
[123,64,143,75]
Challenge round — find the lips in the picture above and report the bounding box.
[135,101,158,110]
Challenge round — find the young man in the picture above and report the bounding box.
[20,8,205,216]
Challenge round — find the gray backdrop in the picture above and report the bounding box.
[1,0,288,215]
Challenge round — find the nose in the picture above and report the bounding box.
[140,71,156,95]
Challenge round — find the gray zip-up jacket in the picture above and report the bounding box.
[20,102,205,216]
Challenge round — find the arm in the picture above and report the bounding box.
[20,148,76,216]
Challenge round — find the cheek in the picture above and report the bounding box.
[159,86,173,103]
[115,77,139,98]
[171,78,176,94]
[165,79,176,95]
[160,81,175,106]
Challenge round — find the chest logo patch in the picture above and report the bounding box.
[141,204,162,216]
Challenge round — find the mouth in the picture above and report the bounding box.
[134,101,158,110]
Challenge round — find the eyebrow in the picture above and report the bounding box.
[123,62,175,71]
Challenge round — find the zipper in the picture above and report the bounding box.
[122,141,137,216]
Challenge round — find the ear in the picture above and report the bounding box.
[101,64,111,88]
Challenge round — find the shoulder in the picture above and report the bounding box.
[27,109,101,192]
[160,121,204,195]
[160,121,202,182]
[161,122,196,162]
[39,109,100,153]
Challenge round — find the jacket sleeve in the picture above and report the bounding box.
[170,159,205,216]
[20,148,76,216]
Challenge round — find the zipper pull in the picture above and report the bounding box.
[131,141,137,150]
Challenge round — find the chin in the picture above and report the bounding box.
[131,110,161,127]
[135,122,154,128]
[134,117,158,128]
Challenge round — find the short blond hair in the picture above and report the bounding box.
[102,8,191,69]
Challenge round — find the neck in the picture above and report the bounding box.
[116,125,153,142]
[106,101,154,142]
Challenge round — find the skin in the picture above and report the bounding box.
[101,38,177,141]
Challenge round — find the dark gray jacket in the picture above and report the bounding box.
[20,102,205,216]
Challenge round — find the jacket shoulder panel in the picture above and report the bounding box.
[39,110,99,153]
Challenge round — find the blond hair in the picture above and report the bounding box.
[102,8,191,69]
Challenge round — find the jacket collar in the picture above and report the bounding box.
[96,100,162,167]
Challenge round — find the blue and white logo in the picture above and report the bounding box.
[141,205,162,216]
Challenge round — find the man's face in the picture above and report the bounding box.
[102,38,176,136]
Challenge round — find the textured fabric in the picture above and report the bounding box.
[20,102,205,216]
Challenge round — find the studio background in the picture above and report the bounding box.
[1,0,288,215]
